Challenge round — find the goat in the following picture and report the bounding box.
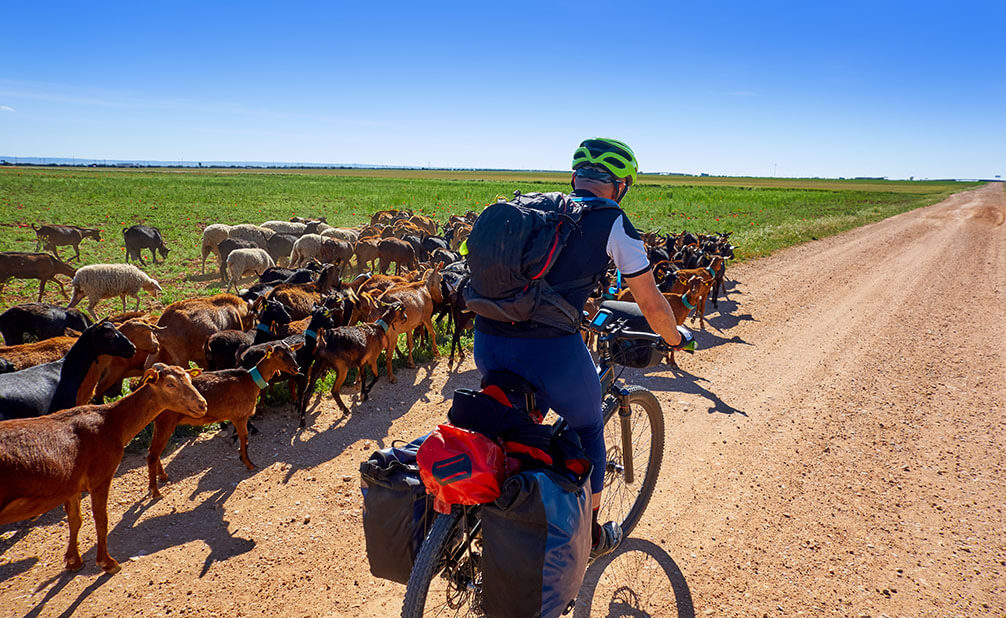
[378,237,417,275]
[443,273,474,366]
[31,224,102,262]
[0,251,76,302]
[265,263,342,320]
[299,301,407,418]
[203,298,292,370]
[0,364,207,574]
[0,320,136,420]
[123,225,170,264]
[0,302,91,345]
[146,342,300,497]
[83,319,166,403]
[372,263,443,381]
[354,237,380,272]
[147,294,255,368]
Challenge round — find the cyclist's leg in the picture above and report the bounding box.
[473,330,605,493]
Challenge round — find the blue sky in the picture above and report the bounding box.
[2,1,1003,179]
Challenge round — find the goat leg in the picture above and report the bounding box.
[147,414,180,499]
[233,418,255,470]
[361,360,381,401]
[331,368,351,414]
[91,482,121,574]
[63,496,84,571]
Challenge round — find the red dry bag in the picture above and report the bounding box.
[417,424,505,514]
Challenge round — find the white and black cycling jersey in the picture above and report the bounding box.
[475,189,651,339]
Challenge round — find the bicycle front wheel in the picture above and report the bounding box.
[402,509,483,618]
[598,386,664,537]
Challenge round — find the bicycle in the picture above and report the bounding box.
[402,301,686,617]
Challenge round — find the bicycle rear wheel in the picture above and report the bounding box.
[402,508,483,618]
[598,386,664,537]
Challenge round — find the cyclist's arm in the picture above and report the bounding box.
[605,213,682,347]
[622,272,682,346]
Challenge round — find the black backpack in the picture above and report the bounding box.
[462,191,619,333]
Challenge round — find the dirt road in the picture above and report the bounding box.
[2,183,1004,617]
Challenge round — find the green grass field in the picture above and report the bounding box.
[0,166,977,447]
[0,165,976,312]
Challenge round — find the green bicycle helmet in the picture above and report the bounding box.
[571,137,638,186]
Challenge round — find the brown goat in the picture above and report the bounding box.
[0,252,76,302]
[146,342,301,497]
[372,263,443,381]
[0,319,162,404]
[32,224,102,262]
[82,319,165,403]
[0,364,206,574]
[146,294,255,368]
[354,237,381,272]
[299,302,408,417]
[377,237,417,275]
[265,263,342,320]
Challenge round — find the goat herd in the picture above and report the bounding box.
[0,207,735,577]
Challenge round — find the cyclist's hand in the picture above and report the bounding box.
[670,325,696,352]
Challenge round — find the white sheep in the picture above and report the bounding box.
[261,220,307,236]
[227,224,275,250]
[321,227,360,243]
[288,234,325,268]
[226,248,275,293]
[68,263,162,319]
[200,224,232,274]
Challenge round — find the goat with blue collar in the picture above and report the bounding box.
[144,341,301,499]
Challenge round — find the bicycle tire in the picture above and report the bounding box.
[402,509,482,617]
[598,386,664,538]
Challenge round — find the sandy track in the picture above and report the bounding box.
[2,184,1003,617]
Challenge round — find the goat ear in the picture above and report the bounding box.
[289,340,305,351]
[188,368,202,378]
[252,296,266,312]
[140,368,159,386]
[264,345,274,359]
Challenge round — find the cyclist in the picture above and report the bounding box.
[472,137,691,557]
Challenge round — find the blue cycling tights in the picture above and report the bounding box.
[473,330,605,493]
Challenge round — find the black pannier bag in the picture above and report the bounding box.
[359,434,433,584]
[480,468,592,618]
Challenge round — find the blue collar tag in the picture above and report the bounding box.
[376,319,390,334]
[681,294,696,310]
[249,367,269,390]
[706,266,716,277]
[304,329,317,340]
[257,323,272,334]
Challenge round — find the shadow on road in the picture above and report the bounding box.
[574,537,694,618]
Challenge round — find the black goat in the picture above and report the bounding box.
[203,299,293,370]
[0,321,135,420]
[0,303,93,345]
[123,225,170,264]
